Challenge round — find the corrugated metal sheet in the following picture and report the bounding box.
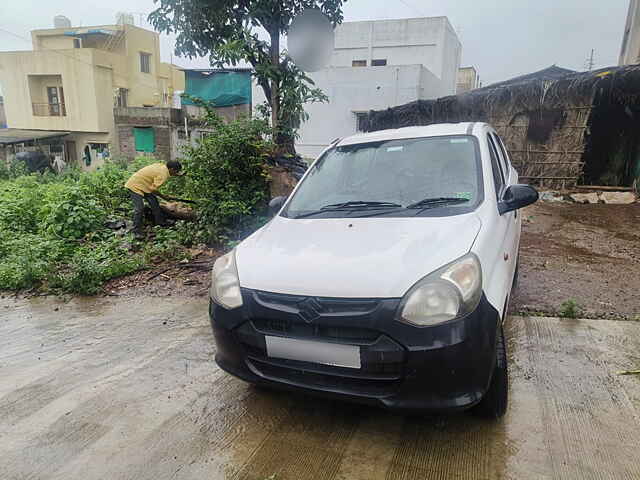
[0,129,70,145]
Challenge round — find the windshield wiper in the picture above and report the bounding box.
[405,197,470,209]
[293,201,402,219]
[321,201,402,209]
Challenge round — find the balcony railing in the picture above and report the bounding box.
[32,103,66,117]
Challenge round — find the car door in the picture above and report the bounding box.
[487,132,519,315]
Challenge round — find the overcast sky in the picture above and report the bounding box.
[0,0,630,87]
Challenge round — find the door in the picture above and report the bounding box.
[47,87,60,116]
[488,132,519,315]
[65,141,77,164]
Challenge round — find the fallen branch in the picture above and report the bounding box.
[617,369,640,376]
[146,267,173,282]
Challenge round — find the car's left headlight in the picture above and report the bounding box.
[397,253,482,327]
[210,250,243,310]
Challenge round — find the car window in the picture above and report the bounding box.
[496,135,514,177]
[491,133,511,181]
[285,135,483,217]
[486,134,505,199]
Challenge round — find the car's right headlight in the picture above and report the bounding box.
[397,253,482,327]
[210,250,243,310]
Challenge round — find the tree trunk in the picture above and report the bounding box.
[270,30,280,145]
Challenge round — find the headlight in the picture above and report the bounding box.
[397,253,482,326]
[210,250,243,310]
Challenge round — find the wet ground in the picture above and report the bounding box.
[512,201,640,320]
[2,296,639,480]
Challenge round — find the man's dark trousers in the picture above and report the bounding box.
[128,190,165,233]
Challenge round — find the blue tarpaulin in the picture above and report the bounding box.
[182,70,252,107]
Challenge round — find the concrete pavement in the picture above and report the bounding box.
[1,296,639,479]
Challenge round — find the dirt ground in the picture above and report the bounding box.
[1,296,640,479]
[511,201,640,320]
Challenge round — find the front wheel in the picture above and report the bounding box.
[472,326,508,418]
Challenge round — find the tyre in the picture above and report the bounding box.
[473,326,508,418]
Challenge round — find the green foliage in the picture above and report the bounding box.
[178,109,274,243]
[0,159,29,180]
[0,119,274,293]
[41,186,107,239]
[149,0,346,150]
[0,157,195,294]
[51,240,144,295]
[559,299,579,318]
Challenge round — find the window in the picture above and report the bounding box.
[73,38,81,49]
[115,88,128,108]
[134,127,155,153]
[140,52,151,73]
[46,86,66,116]
[352,60,367,67]
[487,135,505,199]
[493,133,512,175]
[490,133,508,183]
[284,136,483,218]
[372,59,387,66]
[355,112,368,132]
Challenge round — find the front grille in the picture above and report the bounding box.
[247,358,402,397]
[252,318,379,342]
[237,288,406,396]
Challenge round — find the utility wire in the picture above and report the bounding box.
[398,0,428,17]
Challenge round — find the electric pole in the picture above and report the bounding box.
[585,49,595,71]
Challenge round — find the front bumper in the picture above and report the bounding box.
[210,289,500,412]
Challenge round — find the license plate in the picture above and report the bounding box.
[265,336,361,369]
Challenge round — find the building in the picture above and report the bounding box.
[367,65,640,190]
[253,17,462,158]
[115,68,252,161]
[0,17,184,169]
[456,66,480,94]
[0,96,6,128]
[620,0,640,65]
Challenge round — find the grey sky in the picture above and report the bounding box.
[0,0,630,86]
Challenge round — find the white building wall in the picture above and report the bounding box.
[620,0,640,65]
[253,17,461,159]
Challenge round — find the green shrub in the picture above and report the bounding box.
[41,186,107,239]
[51,241,144,295]
[0,159,29,180]
[0,123,273,293]
[559,299,579,318]
[179,110,273,244]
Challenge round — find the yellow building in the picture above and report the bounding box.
[0,21,184,169]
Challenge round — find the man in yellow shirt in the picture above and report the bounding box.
[125,161,183,238]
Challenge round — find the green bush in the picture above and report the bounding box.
[559,299,579,318]
[179,107,274,244]
[0,115,275,294]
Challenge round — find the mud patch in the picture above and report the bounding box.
[512,202,640,319]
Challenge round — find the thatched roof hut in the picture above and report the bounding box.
[366,65,640,189]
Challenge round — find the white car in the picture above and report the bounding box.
[209,122,538,417]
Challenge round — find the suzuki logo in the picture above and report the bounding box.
[297,297,323,323]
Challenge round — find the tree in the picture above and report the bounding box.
[149,0,346,154]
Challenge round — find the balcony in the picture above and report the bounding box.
[32,103,66,117]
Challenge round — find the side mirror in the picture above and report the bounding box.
[498,184,539,215]
[268,196,287,216]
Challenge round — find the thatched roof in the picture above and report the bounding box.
[366,64,640,132]
[482,65,576,90]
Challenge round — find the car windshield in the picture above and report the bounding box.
[284,135,482,218]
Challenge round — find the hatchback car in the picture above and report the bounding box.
[209,122,538,417]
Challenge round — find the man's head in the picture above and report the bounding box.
[166,161,183,176]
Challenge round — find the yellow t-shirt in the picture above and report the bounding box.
[125,163,170,195]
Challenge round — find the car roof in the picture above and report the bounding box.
[336,122,488,147]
